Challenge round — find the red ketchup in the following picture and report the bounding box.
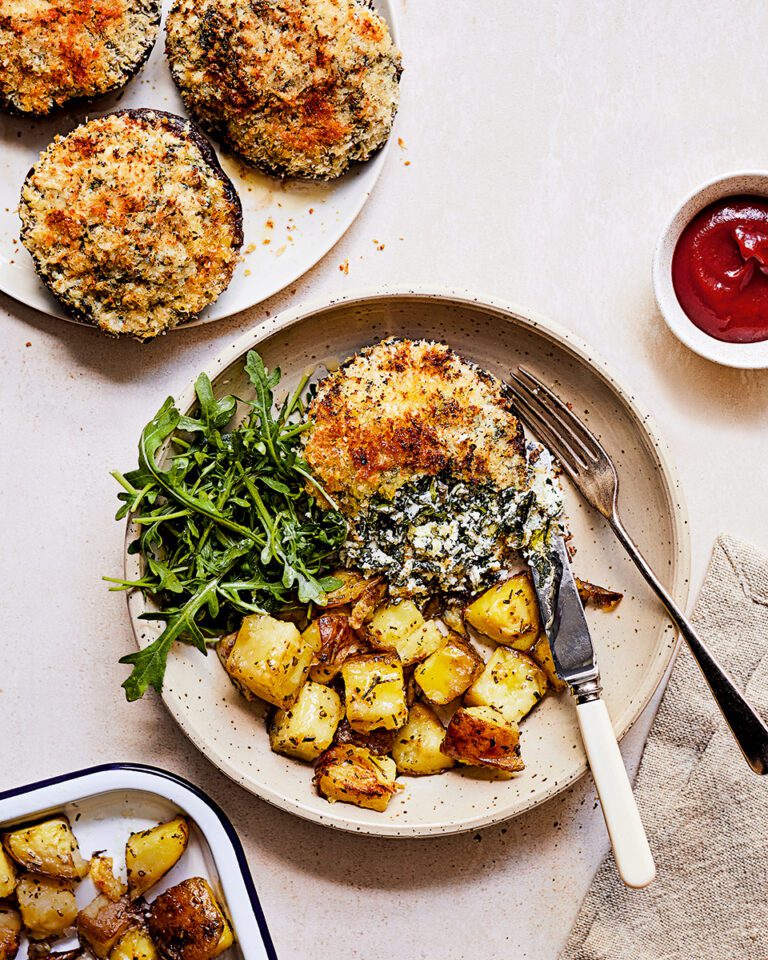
[672,195,768,343]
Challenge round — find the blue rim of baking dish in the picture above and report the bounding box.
[0,761,278,960]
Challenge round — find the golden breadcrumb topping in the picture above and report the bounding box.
[166,0,402,180]
[0,0,159,115]
[304,338,528,509]
[19,110,243,339]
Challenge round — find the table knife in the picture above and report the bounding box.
[530,534,656,888]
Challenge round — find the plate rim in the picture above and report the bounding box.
[124,285,691,837]
[0,0,399,331]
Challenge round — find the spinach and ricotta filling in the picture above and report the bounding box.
[341,445,563,596]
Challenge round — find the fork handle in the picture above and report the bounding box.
[611,515,768,775]
[575,697,656,888]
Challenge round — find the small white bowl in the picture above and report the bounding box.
[653,171,768,369]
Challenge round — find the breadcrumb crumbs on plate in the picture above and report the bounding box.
[339,259,350,274]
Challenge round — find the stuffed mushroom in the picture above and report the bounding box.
[19,109,243,339]
[0,0,161,116]
[165,0,402,180]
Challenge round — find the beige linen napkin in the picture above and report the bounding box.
[561,534,768,960]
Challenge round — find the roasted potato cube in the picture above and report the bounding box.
[0,848,16,899]
[91,854,128,902]
[531,634,567,692]
[464,647,548,722]
[465,572,540,649]
[217,631,257,702]
[109,927,159,960]
[342,653,408,733]
[314,745,400,812]
[17,874,78,940]
[392,703,455,775]
[305,614,361,684]
[0,903,21,960]
[226,613,320,709]
[3,816,89,880]
[269,680,343,761]
[148,878,233,960]
[442,706,525,772]
[368,600,424,648]
[389,620,448,667]
[413,635,484,705]
[126,816,189,900]
[78,895,143,958]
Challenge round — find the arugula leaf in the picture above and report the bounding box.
[110,353,347,700]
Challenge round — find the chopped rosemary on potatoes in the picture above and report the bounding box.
[107,351,346,701]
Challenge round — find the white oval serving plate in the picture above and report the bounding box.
[0,762,277,959]
[125,288,690,837]
[0,0,398,328]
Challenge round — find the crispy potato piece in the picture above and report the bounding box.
[413,635,484,705]
[314,745,400,812]
[368,600,424,649]
[530,634,567,692]
[385,620,448,667]
[442,706,525,772]
[3,817,89,880]
[349,578,388,629]
[91,855,128,902]
[464,647,548,723]
[575,578,623,611]
[322,571,379,607]
[17,874,78,940]
[333,718,397,756]
[269,681,343,762]
[342,653,408,733]
[217,631,258,702]
[392,703,455,776]
[305,614,361,684]
[78,895,143,957]
[0,903,21,960]
[109,927,159,960]
[148,878,233,960]
[226,613,320,709]
[126,816,189,900]
[465,572,540,649]
[0,848,16,899]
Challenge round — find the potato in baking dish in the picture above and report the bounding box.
[166,0,402,180]
[0,0,161,116]
[19,109,243,340]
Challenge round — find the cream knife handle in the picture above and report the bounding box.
[575,697,656,889]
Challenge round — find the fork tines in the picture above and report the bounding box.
[507,367,606,480]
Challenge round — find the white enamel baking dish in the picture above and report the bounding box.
[0,763,277,960]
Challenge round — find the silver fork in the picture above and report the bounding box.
[508,366,768,775]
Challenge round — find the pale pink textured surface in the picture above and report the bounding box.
[2,2,768,958]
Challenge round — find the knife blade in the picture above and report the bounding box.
[529,534,600,695]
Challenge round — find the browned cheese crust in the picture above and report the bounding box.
[303,338,528,510]
[165,0,402,179]
[0,0,160,116]
[19,109,243,339]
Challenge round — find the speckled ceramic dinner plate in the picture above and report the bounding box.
[125,289,690,837]
[0,0,398,328]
